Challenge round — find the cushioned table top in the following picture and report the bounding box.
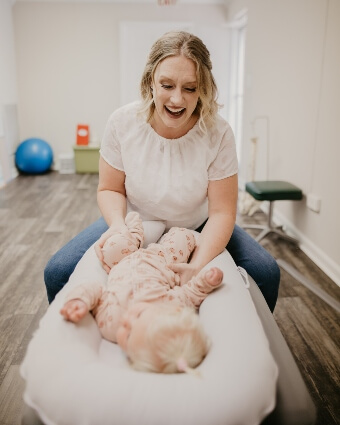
[246,181,303,201]
[20,229,279,425]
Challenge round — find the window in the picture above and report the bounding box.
[227,10,247,162]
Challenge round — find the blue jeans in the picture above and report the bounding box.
[44,218,280,311]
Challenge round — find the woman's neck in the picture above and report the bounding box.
[150,112,198,139]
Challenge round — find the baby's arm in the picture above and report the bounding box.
[60,281,104,322]
[101,212,144,268]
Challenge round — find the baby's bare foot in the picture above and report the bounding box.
[205,267,223,287]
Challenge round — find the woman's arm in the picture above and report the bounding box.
[97,156,127,227]
[170,174,238,284]
[95,156,128,272]
[191,174,238,268]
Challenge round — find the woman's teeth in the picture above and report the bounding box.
[165,106,185,116]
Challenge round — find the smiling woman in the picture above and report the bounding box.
[150,55,200,139]
[139,31,219,133]
[44,30,280,318]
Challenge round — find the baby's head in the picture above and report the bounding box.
[116,303,209,374]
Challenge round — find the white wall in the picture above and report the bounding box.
[12,2,229,160]
[11,0,340,284]
[0,0,19,186]
[227,0,340,284]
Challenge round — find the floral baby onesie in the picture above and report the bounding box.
[65,212,223,342]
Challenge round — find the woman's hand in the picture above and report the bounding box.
[169,263,200,286]
[94,223,128,274]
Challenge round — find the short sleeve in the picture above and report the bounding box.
[100,114,124,171]
[208,124,238,180]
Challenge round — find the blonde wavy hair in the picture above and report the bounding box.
[139,31,219,133]
[128,306,210,374]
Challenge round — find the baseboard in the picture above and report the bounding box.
[269,205,340,288]
[299,242,340,288]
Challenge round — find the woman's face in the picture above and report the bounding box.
[151,55,200,138]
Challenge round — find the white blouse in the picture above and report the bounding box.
[100,102,238,230]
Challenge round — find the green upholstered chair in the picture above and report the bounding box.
[243,181,303,243]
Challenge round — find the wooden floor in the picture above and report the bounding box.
[0,172,339,425]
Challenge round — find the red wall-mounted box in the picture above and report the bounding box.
[76,124,89,145]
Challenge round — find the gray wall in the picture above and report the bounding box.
[228,0,339,284]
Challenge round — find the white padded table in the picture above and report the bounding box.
[21,228,283,425]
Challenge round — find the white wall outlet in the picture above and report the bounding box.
[307,193,321,213]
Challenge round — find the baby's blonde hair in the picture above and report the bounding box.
[129,307,210,374]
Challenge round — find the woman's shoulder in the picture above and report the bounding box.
[108,101,143,126]
[212,113,233,134]
[205,113,235,146]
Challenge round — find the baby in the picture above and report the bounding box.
[61,212,223,373]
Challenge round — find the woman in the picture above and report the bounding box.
[45,31,280,311]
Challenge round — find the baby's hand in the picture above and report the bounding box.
[94,224,128,274]
[60,299,88,323]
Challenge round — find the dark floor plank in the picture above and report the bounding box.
[237,208,340,425]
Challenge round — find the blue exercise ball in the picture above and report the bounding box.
[15,138,53,174]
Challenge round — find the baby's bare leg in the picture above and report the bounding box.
[60,299,89,323]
